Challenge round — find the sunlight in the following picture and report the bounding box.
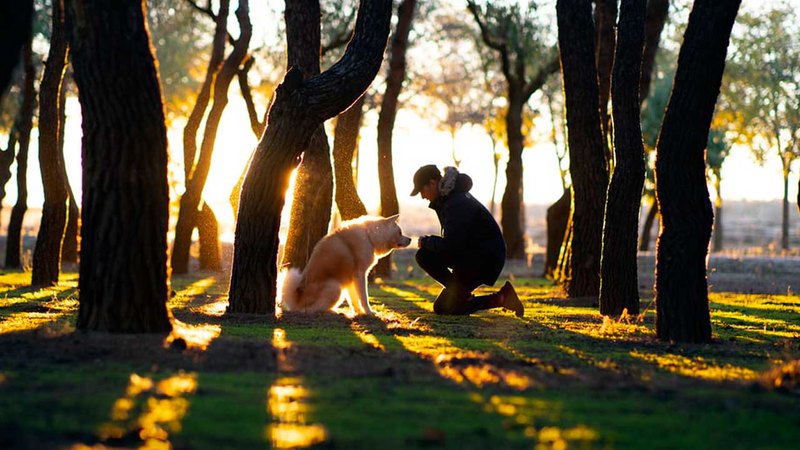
[196,298,229,316]
[267,328,328,449]
[169,276,218,309]
[629,350,758,382]
[166,320,221,350]
[0,289,78,335]
[350,323,385,351]
[96,372,197,447]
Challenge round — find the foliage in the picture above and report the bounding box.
[726,2,800,170]
[146,0,214,124]
[1,267,799,448]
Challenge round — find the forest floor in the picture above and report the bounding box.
[1,250,799,449]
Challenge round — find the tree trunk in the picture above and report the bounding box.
[544,189,570,278]
[557,0,609,299]
[333,96,368,220]
[594,0,617,149]
[599,0,646,317]
[782,168,790,250]
[198,202,221,270]
[227,0,393,316]
[5,38,35,270]
[555,205,573,283]
[69,0,172,333]
[172,0,248,275]
[374,0,416,278]
[489,139,500,217]
[654,0,741,343]
[639,198,657,251]
[0,0,33,98]
[640,0,670,101]
[282,0,333,271]
[32,0,70,287]
[62,187,80,264]
[712,172,723,252]
[59,74,80,265]
[501,95,527,260]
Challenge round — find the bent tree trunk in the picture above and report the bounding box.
[712,172,723,252]
[283,0,334,270]
[502,95,527,260]
[5,38,35,270]
[655,0,741,342]
[69,0,172,333]
[60,75,80,265]
[32,0,70,287]
[599,0,646,317]
[557,0,609,299]
[374,0,417,278]
[228,0,392,315]
[172,0,248,274]
[781,167,790,250]
[333,96,368,220]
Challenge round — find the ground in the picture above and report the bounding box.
[0,250,799,449]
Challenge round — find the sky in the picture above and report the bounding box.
[2,0,799,235]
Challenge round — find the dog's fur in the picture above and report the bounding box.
[278,215,412,315]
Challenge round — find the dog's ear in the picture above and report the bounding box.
[385,214,400,223]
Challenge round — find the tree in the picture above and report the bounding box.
[172,0,251,274]
[706,126,730,252]
[727,5,800,251]
[468,0,559,259]
[654,0,741,342]
[594,0,617,153]
[68,0,172,332]
[227,0,393,315]
[282,0,336,271]
[599,0,646,316]
[5,36,35,270]
[333,96,368,220]
[31,0,70,286]
[372,0,417,279]
[556,0,609,299]
[0,0,33,99]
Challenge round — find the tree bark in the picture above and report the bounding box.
[594,0,617,149]
[599,0,646,317]
[0,0,33,98]
[374,0,417,278]
[712,172,723,252]
[501,94,527,260]
[655,0,741,342]
[544,189,570,278]
[32,0,70,287]
[640,0,669,102]
[227,0,392,315]
[197,202,221,270]
[638,198,657,251]
[557,0,609,299]
[69,0,172,333]
[282,0,334,271]
[333,96,368,220]
[5,38,35,270]
[782,167,790,250]
[172,0,248,274]
[59,74,80,265]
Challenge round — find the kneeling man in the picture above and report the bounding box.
[410,164,524,317]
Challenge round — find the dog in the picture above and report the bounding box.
[278,214,412,315]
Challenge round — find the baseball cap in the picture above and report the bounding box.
[410,164,441,196]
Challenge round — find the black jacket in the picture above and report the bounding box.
[421,168,506,285]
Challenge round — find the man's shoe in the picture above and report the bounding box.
[500,281,524,318]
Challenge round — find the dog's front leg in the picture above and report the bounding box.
[346,283,366,315]
[354,271,374,315]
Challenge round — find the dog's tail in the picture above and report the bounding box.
[277,267,303,311]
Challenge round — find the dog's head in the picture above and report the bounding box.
[372,214,412,251]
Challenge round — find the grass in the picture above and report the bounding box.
[0,269,799,449]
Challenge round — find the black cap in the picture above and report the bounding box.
[410,164,441,196]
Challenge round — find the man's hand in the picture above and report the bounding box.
[418,235,429,249]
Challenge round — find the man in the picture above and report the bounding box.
[410,164,524,317]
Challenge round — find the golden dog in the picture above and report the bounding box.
[278,215,412,315]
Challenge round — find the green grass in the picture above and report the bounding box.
[1,271,799,449]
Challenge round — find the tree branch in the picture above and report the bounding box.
[522,52,560,100]
[467,0,513,82]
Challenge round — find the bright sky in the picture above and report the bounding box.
[3,0,799,237]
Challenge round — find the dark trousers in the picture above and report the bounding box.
[415,248,501,315]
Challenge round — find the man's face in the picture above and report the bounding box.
[420,179,439,201]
